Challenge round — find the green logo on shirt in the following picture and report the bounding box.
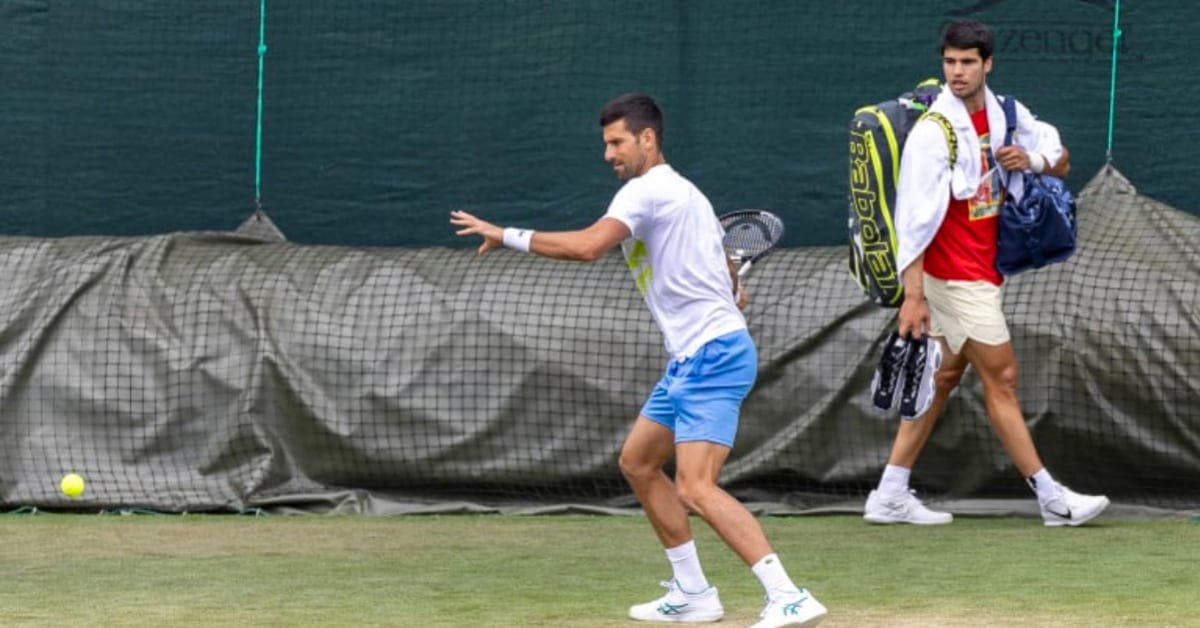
[625,239,653,295]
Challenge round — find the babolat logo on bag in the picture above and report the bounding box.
[848,79,955,307]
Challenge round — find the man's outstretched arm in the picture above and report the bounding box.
[450,211,630,261]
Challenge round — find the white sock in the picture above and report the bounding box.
[751,553,800,600]
[665,540,709,594]
[877,464,911,496]
[1027,468,1060,503]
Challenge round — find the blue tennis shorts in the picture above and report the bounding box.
[640,329,757,447]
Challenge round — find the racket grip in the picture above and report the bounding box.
[737,260,752,277]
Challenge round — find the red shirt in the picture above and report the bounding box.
[923,107,1005,285]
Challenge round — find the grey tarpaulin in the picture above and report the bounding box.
[0,167,1197,515]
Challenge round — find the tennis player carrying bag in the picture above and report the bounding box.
[995,96,1077,276]
[850,81,960,421]
[847,79,953,307]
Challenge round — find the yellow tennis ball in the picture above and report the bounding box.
[60,473,85,498]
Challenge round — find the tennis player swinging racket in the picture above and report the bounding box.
[450,93,823,628]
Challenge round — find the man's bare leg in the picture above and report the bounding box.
[958,338,1111,525]
[618,417,692,547]
[866,338,966,525]
[886,338,968,468]
[672,439,828,627]
[674,440,770,565]
[960,339,1043,476]
[621,419,731,623]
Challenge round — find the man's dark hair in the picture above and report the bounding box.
[940,19,994,60]
[599,93,664,146]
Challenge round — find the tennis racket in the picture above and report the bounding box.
[719,209,785,277]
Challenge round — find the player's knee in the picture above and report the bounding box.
[994,363,1019,393]
[675,487,703,513]
[674,478,717,513]
[935,363,966,392]
[978,364,1019,401]
[618,453,656,484]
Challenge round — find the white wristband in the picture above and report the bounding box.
[1028,152,1046,174]
[502,227,535,252]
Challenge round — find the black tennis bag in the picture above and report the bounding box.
[848,79,951,307]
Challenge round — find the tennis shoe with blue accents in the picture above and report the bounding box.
[751,588,827,628]
[628,579,723,623]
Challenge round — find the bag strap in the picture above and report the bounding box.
[999,95,1028,191]
[1000,95,1018,148]
[920,111,958,170]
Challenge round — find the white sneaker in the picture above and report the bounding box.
[628,579,723,623]
[863,489,952,525]
[1040,485,1110,527]
[751,588,827,628]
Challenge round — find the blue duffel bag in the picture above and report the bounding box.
[995,96,1077,276]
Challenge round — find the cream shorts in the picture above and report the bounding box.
[922,274,1010,354]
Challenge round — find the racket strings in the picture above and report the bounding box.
[722,214,784,260]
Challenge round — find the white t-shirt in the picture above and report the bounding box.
[604,164,746,360]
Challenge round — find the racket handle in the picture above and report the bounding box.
[737,260,752,277]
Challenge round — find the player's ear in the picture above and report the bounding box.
[639,127,658,151]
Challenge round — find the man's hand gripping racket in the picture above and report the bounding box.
[720,209,785,278]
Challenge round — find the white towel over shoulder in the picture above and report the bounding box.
[893,84,1064,274]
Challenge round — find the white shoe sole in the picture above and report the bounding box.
[753,607,827,628]
[863,512,952,525]
[628,610,724,623]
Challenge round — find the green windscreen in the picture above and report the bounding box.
[0,1,1195,247]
